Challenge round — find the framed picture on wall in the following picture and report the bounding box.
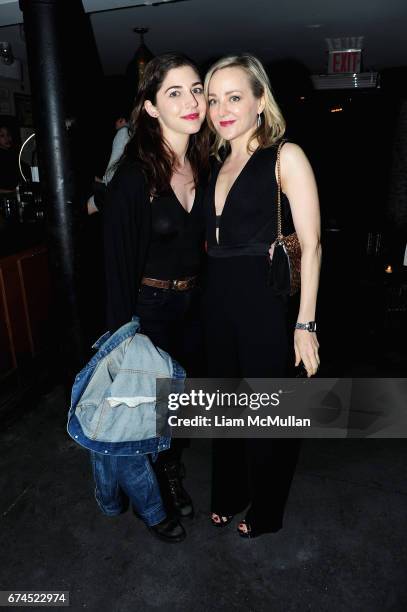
[0,100,11,114]
[0,87,11,114]
[14,93,33,127]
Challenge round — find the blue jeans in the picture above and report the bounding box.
[90,451,166,527]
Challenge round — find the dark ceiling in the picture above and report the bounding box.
[88,0,407,74]
[1,0,407,75]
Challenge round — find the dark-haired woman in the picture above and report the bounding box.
[92,53,209,542]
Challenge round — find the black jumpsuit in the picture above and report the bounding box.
[204,144,301,534]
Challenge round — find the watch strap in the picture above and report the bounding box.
[295,321,317,332]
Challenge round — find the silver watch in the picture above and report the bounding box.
[295,321,317,332]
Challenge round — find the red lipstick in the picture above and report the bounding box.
[182,113,199,120]
[219,120,236,127]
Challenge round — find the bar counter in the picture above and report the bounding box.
[0,221,46,258]
[0,221,51,390]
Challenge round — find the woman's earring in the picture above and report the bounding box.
[257,113,262,128]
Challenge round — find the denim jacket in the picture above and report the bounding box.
[67,318,185,456]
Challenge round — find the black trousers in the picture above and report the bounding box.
[135,284,204,465]
[205,256,301,533]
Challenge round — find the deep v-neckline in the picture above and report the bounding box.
[213,149,259,219]
[170,185,197,215]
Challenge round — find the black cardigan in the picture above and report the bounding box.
[103,161,151,333]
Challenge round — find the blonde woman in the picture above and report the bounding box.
[203,54,321,538]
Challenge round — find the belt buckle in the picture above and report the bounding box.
[172,279,188,291]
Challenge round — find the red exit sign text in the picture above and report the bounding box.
[328,50,361,74]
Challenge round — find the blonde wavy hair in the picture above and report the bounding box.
[204,54,286,159]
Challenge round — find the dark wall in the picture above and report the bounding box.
[53,0,112,189]
[266,60,402,235]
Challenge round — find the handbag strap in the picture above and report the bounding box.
[276,139,286,240]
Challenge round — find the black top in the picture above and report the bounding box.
[143,188,205,279]
[206,144,294,253]
[103,160,205,332]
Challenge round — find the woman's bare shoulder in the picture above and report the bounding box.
[281,142,307,163]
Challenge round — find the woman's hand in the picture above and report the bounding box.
[86,197,99,216]
[294,329,320,377]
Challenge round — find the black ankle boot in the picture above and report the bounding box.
[148,517,186,543]
[158,461,194,519]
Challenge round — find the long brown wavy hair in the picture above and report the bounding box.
[122,53,209,195]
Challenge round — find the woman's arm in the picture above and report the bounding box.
[86,128,130,215]
[280,142,321,377]
[103,127,130,184]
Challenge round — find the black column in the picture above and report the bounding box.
[19,0,85,375]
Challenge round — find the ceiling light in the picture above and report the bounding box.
[126,27,154,89]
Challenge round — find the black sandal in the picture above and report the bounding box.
[238,517,281,538]
[210,512,234,527]
[237,519,259,539]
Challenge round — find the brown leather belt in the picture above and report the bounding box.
[141,276,197,291]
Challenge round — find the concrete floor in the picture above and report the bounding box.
[1,385,407,612]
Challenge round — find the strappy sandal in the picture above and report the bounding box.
[237,519,258,539]
[210,512,234,527]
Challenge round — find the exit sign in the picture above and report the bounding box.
[328,49,361,74]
